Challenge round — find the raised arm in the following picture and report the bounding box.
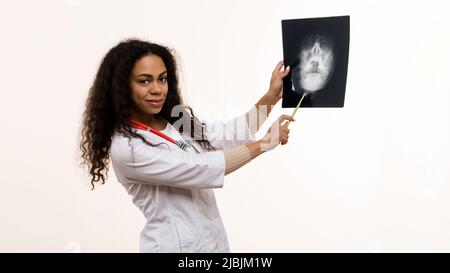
[245,61,290,136]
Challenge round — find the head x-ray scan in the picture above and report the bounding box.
[282,16,350,108]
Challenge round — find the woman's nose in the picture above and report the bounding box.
[149,81,162,94]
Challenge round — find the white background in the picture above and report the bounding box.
[0,0,449,252]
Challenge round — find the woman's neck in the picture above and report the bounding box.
[131,112,167,130]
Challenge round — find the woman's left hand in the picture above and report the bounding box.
[267,60,290,101]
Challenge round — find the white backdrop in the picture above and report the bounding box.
[0,0,449,252]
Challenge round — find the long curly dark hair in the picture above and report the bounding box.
[80,39,215,190]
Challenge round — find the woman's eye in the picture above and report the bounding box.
[139,80,149,85]
[159,77,167,83]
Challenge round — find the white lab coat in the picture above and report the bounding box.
[110,112,255,252]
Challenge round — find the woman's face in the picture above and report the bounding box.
[129,54,168,115]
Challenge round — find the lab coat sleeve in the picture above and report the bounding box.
[111,139,225,189]
[203,112,256,150]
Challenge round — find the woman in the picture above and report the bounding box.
[80,39,294,252]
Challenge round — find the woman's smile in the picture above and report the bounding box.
[145,98,164,107]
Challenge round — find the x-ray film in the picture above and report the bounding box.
[282,15,350,108]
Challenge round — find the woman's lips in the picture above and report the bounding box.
[145,99,164,107]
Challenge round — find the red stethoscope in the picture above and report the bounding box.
[128,119,199,153]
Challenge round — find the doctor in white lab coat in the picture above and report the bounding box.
[80,39,294,252]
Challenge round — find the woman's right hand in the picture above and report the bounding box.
[259,114,295,152]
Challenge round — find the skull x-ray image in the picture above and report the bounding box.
[293,33,335,92]
[282,16,350,108]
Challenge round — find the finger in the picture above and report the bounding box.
[281,121,292,128]
[273,61,283,74]
[282,66,290,77]
[274,64,290,79]
[280,118,295,128]
[279,115,295,124]
[281,128,290,134]
[279,132,288,139]
[280,125,290,133]
[279,114,293,121]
